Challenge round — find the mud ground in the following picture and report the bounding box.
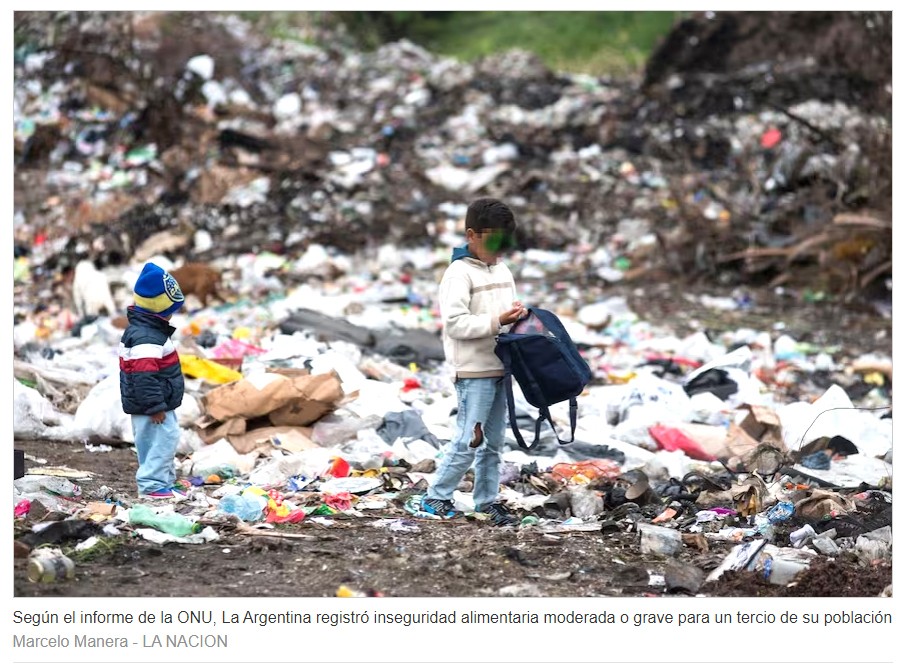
[13,436,891,599]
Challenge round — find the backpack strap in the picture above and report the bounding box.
[505,377,577,449]
[566,397,578,444]
[535,398,577,445]
[503,373,532,450]
[497,341,541,450]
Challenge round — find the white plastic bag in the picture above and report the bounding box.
[14,380,76,440]
[73,374,133,442]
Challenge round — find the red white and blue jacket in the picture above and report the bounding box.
[119,306,185,415]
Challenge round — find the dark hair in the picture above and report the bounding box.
[465,197,516,233]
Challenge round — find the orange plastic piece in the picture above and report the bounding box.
[550,459,620,484]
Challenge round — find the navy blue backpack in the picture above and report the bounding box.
[494,307,592,449]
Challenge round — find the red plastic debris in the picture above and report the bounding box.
[325,457,350,478]
[265,509,306,524]
[14,499,30,518]
[401,377,422,392]
[649,424,717,461]
[761,127,782,149]
[323,492,354,511]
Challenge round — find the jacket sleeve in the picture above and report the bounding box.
[440,275,500,340]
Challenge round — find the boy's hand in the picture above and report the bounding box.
[500,302,527,326]
[150,411,166,424]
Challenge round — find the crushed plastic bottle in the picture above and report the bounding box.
[129,504,201,537]
[14,475,81,498]
[790,524,818,548]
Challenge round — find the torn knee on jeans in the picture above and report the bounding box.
[469,422,484,448]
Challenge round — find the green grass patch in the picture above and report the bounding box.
[64,536,124,563]
[377,11,681,76]
[233,11,681,77]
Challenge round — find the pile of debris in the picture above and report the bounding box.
[13,11,892,301]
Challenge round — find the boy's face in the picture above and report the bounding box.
[466,227,515,265]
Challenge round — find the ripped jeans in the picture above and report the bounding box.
[426,377,507,511]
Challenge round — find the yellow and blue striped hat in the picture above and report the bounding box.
[133,263,184,317]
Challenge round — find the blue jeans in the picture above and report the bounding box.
[427,377,507,511]
[132,411,179,494]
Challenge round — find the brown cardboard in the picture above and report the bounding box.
[195,415,247,445]
[227,426,318,455]
[737,404,784,446]
[724,423,761,458]
[201,371,343,424]
[267,373,345,427]
[85,501,116,516]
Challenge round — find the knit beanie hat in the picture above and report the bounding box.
[133,262,184,317]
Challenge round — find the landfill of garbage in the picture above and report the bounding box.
[13,11,891,597]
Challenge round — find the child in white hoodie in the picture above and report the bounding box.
[424,198,525,526]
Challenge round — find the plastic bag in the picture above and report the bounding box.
[180,355,243,385]
[73,374,133,442]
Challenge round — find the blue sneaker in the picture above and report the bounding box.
[421,498,459,519]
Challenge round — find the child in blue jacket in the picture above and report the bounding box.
[119,263,186,499]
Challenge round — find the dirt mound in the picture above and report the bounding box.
[706,555,892,598]
[642,11,891,119]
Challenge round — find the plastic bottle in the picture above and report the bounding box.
[129,504,201,537]
[217,493,266,522]
[14,475,81,498]
[28,550,75,583]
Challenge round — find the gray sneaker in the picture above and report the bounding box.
[481,502,517,526]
